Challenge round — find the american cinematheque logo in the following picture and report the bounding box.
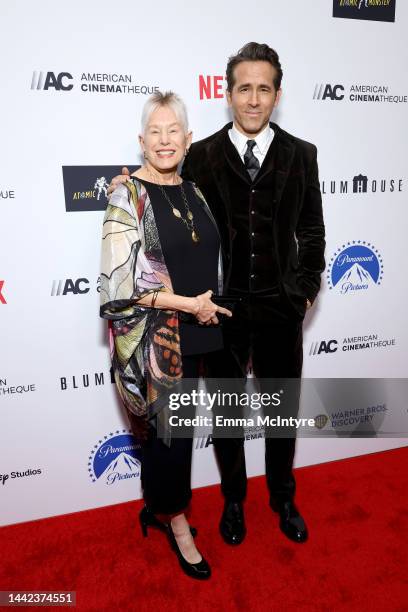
[333,0,396,22]
[62,166,134,212]
[31,71,159,95]
[308,332,396,356]
[313,84,406,104]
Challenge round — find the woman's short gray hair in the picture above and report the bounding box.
[141,91,189,134]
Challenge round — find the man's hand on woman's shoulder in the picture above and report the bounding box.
[107,166,131,197]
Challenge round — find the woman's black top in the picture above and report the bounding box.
[138,178,223,356]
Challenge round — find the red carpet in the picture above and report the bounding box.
[1,447,408,612]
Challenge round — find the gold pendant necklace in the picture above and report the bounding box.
[146,166,200,243]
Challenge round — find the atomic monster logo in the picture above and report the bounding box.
[333,0,396,22]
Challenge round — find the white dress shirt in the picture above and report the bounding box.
[228,122,274,167]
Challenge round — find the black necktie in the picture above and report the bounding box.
[244,139,260,181]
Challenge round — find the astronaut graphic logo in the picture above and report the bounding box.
[94,176,109,200]
[88,430,141,485]
[327,242,383,295]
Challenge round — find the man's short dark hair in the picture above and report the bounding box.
[226,42,283,92]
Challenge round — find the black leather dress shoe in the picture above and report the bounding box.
[219,501,246,545]
[270,500,308,543]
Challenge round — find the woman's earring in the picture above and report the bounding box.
[143,151,148,159]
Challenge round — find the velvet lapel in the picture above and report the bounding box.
[204,124,237,250]
[256,123,296,213]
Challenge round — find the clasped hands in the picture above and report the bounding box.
[191,290,232,326]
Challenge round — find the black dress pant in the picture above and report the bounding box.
[206,295,303,506]
[140,354,200,516]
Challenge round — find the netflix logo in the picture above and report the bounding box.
[199,75,226,100]
[0,280,6,304]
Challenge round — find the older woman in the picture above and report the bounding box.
[100,91,231,580]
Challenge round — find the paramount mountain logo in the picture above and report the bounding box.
[327,242,383,294]
[88,430,141,485]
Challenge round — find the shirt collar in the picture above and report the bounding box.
[229,122,274,156]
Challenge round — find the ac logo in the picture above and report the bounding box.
[51,278,89,296]
[313,84,345,101]
[309,340,338,356]
[31,71,73,91]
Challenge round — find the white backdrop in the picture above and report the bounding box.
[1,0,407,526]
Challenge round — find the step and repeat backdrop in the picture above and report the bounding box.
[1,0,407,526]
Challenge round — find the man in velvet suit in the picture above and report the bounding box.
[181,42,325,545]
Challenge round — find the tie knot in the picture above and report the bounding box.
[246,140,256,152]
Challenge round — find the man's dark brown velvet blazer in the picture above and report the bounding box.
[182,121,325,318]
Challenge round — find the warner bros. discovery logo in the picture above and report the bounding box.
[327,242,383,295]
[88,430,141,485]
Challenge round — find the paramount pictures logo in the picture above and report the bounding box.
[327,242,383,295]
[88,431,141,485]
[62,165,135,212]
[333,0,396,22]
